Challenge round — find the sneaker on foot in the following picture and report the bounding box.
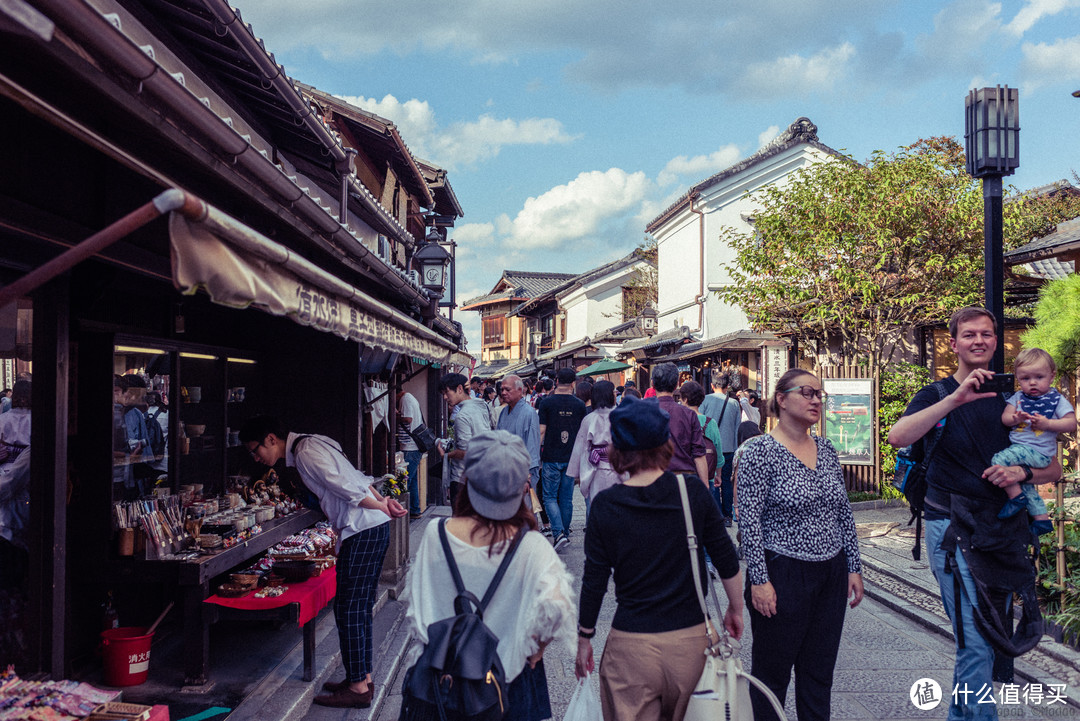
[542,525,553,537]
[553,533,569,552]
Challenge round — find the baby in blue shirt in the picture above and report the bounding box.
[994,348,1075,535]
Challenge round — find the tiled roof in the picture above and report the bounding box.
[652,330,784,363]
[1005,217,1080,264]
[296,82,433,207]
[647,117,845,233]
[462,270,577,309]
[511,251,650,318]
[592,320,647,344]
[618,325,695,354]
[502,270,578,297]
[537,337,602,361]
[1007,179,1078,203]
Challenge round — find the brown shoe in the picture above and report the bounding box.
[313,685,373,708]
[322,678,375,694]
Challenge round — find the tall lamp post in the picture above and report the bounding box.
[964,85,1020,372]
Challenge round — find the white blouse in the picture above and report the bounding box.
[402,522,577,682]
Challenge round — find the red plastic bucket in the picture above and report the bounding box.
[100,626,154,686]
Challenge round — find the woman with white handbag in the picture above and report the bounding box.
[736,369,864,721]
[574,396,744,721]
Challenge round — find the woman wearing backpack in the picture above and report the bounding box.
[575,396,744,721]
[736,368,863,721]
[401,430,576,721]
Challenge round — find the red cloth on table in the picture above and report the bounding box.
[204,567,336,627]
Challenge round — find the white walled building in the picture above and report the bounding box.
[558,252,653,350]
[647,118,843,341]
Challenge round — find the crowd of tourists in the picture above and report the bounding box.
[240,304,1067,721]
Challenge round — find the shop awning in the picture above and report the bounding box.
[577,358,632,377]
[169,200,472,368]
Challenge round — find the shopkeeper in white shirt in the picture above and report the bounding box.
[241,416,406,710]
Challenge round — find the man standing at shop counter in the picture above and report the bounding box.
[240,416,406,710]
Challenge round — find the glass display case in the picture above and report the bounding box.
[111,340,262,506]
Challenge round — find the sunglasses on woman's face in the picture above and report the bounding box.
[781,385,827,400]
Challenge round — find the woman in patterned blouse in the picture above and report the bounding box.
[735,368,864,721]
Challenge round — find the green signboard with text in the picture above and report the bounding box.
[822,377,874,465]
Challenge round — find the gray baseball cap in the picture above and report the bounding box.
[463,430,530,520]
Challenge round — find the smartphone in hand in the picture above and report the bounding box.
[978,373,1015,394]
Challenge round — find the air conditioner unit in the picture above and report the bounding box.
[377,235,391,262]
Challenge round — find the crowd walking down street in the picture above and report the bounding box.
[216,358,1080,721]
[232,495,1080,721]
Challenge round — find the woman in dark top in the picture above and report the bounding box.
[574,396,744,721]
[736,368,863,721]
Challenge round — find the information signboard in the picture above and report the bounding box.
[822,377,874,465]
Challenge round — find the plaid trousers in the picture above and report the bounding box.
[336,522,391,681]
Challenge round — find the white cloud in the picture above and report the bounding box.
[336,94,573,170]
[430,116,575,168]
[238,0,907,96]
[1005,0,1080,36]
[757,126,781,149]
[657,145,741,186]
[499,169,650,250]
[450,223,496,246]
[736,43,856,97]
[1021,34,1080,88]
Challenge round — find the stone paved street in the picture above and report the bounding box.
[369,495,1080,721]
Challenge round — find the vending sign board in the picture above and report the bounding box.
[822,377,874,465]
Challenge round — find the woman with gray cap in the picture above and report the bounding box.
[402,430,576,721]
[575,396,744,721]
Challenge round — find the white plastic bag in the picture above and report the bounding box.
[564,674,602,721]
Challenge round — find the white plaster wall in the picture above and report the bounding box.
[655,211,702,331]
[562,259,651,342]
[656,144,835,341]
[564,294,589,343]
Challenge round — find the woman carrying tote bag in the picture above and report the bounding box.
[574,396,744,721]
[736,369,864,721]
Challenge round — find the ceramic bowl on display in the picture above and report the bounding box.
[186,424,206,437]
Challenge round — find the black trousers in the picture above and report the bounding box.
[747,550,848,721]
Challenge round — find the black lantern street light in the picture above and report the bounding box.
[414,230,452,298]
[965,85,1020,372]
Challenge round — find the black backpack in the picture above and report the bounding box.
[891,381,948,560]
[145,408,166,461]
[402,520,526,721]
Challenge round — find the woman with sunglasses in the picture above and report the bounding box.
[735,368,863,721]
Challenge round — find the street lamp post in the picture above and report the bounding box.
[965,85,1020,372]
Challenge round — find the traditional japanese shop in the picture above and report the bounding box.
[0,0,468,691]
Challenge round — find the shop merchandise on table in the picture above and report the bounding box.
[110,470,308,561]
[0,666,122,720]
[211,524,337,599]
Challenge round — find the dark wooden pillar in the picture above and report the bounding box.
[27,277,69,677]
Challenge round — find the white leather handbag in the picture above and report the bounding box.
[676,475,788,721]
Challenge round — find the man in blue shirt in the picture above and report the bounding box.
[497,374,541,490]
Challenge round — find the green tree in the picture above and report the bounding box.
[613,237,658,321]
[716,137,1080,369]
[1022,273,1080,374]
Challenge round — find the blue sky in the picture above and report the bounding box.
[233,0,1080,354]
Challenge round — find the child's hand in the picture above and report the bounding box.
[1027,413,1050,431]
